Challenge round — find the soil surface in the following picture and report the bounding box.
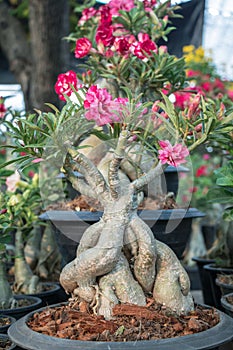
[45,194,179,212]
[226,295,233,305]
[216,274,233,285]
[0,316,12,328]
[28,299,220,341]
[0,336,13,350]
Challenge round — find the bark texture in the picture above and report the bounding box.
[0,0,70,111]
[59,137,194,319]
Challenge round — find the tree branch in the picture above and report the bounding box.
[108,130,130,199]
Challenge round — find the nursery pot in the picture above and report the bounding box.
[192,257,216,306]
[162,165,189,197]
[0,315,16,334]
[0,333,16,350]
[8,303,233,350]
[40,208,204,265]
[221,292,233,318]
[184,265,201,290]
[0,295,42,320]
[215,275,233,296]
[203,264,233,310]
[26,282,63,307]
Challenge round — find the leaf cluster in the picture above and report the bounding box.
[207,161,233,221]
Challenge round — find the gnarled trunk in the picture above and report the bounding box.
[59,133,194,319]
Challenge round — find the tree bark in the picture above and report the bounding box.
[28,0,70,111]
[0,1,31,107]
[0,0,70,111]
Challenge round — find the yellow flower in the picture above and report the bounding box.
[183,45,195,54]
[195,47,205,59]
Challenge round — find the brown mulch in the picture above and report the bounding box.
[216,274,233,285]
[27,299,220,342]
[226,295,233,305]
[45,194,179,212]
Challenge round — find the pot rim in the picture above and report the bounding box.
[39,207,205,222]
[0,295,42,314]
[221,292,233,313]
[8,303,233,350]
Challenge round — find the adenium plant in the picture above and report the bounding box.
[1,0,233,319]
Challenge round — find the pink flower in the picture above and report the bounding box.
[202,154,210,160]
[84,86,121,126]
[189,186,198,193]
[213,78,225,91]
[75,37,92,58]
[143,0,157,11]
[174,91,192,109]
[132,33,158,60]
[55,70,79,101]
[32,158,44,163]
[28,170,35,178]
[78,7,98,26]
[201,81,212,92]
[0,97,6,118]
[96,24,114,47]
[227,90,233,101]
[114,36,134,57]
[0,209,7,215]
[158,45,168,54]
[99,6,112,24]
[158,140,189,167]
[6,171,20,192]
[186,69,200,78]
[108,0,135,16]
[196,165,208,177]
[187,93,201,120]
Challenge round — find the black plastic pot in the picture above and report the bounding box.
[221,292,233,318]
[27,282,63,307]
[0,295,42,320]
[192,257,216,306]
[184,265,202,290]
[215,275,233,296]
[201,225,217,250]
[203,264,233,310]
[0,333,16,349]
[8,303,233,350]
[162,165,189,196]
[40,208,204,265]
[0,315,16,334]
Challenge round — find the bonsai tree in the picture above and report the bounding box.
[1,0,233,320]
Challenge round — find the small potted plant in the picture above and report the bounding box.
[0,171,63,312]
[0,191,42,319]
[203,160,233,310]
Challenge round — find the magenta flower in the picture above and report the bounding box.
[75,37,92,58]
[78,7,99,26]
[96,24,114,47]
[84,85,124,126]
[108,0,135,16]
[114,36,132,57]
[158,140,189,167]
[132,33,157,60]
[0,97,6,118]
[55,70,79,101]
